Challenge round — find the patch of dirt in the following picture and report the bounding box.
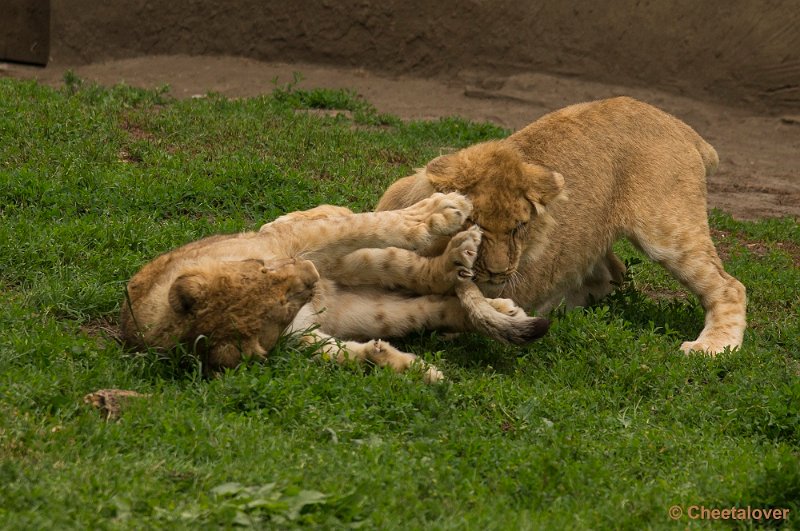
[79,317,121,345]
[639,285,689,302]
[712,229,800,268]
[6,55,800,220]
[34,1,800,113]
[772,242,800,268]
[119,116,154,142]
[295,108,354,120]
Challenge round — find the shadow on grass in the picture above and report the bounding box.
[391,266,706,376]
[123,345,206,383]
[597,275,704,344]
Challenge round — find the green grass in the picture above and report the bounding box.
[1,77,798,529]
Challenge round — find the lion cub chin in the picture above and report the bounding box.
[377,96,747,355]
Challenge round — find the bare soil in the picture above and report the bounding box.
[5,55,799,220]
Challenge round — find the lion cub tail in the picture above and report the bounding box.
[697,139,719,177]
[455,282,550,344]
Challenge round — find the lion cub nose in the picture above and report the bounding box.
[485,264,513,276]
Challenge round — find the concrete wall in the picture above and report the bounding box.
[48,0,800,111]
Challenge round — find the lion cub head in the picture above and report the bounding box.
[424,140,565,285]
[122,258,319,371]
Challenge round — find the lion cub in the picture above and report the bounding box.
[120,193,550,382]
[377,97,746,355]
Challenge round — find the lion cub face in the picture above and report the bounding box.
[425,141,564,285]
[168,258,319,369]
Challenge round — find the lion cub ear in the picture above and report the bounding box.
[169,273,207,314]
[523,164,565,208]
[425,153,463,191]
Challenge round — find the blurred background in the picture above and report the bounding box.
[3,0,799,217]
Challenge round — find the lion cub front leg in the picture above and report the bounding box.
[423,225,483,289]
[293,193,473,275]
[331,225,482,294]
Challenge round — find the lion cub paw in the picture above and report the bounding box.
[680,339,739,356]
[417,192,473,236]
[367,339,444,384]
[442,225,482,282]
[422,365,445,384]
[487,298,528,318]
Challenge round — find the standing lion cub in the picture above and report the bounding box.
[377,97,746,354]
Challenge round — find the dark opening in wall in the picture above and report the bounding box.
[1,0,50,65]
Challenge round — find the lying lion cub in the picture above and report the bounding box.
[377,97,746,355]
[120,193,551,382]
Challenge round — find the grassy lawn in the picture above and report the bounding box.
[1,76,798,529]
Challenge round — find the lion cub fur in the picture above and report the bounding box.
[120,193,551,382]
[377,96,746,354]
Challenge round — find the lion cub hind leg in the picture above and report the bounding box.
[456,282,550,344]
[631,223,746,355]
[289,301,445,383]
[300,329,444,384]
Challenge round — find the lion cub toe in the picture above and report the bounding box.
[680,339,739,356]
[424,192,473,236]
[445,225,482,281]
[487,298,527,318]
[367,339,444,384]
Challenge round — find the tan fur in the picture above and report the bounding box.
[121,193,549,382]
[377,97,746,354]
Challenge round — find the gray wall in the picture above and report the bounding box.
[48,0,800,111]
